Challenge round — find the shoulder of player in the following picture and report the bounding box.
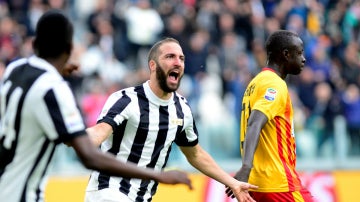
[174,91,189,104]
[2,58,28,80]
[111,86,136,96]
[255,71,286,87]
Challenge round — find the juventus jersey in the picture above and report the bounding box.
[0,56,86,202]
[86,81,199,202]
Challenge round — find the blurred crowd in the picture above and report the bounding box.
[1,0,360,163]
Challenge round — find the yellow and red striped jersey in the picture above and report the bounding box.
[240,68,303,192]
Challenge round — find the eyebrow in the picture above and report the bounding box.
[164,53,185,59]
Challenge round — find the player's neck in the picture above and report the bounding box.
[264,64,286,80]
[43,54,69,76]
[148,80,172,100]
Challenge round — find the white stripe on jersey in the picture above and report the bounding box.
[0,55,86,202]
[86,81,198,202]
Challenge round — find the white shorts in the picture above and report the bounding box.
[84,188,133,202]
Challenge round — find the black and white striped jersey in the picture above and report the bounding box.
[0,56,86,202]
[86,81,199,202]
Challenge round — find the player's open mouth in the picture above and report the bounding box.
[169,71,179,82]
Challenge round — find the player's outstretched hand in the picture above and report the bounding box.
[157,170,193,190]
[225,181,258,202]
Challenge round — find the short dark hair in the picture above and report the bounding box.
[33,9,73,59]
[265,30,299,61]
[148,37,180,63]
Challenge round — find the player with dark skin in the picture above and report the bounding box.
[226,30,312,201]
[235,32,305,182]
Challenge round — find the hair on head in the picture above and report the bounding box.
[33,9,73,58]
[265,30,299,60]
[148,37,180,63]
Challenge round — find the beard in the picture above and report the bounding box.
[155,62,181,93]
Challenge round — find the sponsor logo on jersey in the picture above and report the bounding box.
[264,88,277,101]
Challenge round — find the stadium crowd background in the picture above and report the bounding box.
[1,0,360,173]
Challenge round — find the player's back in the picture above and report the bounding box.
[0,56,65,201]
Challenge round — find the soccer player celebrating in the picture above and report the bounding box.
[0,10,192,202]
[85,37,258,202]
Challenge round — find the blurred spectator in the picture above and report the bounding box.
[264,17,281,39]
[80,75,109,127]
[249,0,266,43]
[47,0,68,10]
[196,0,219,39]
[325,3,347,60]
[288,86,310,157]
[213,11,237,46]
[0,1,9,18]
[185,30,210,74]
[86,0,128,61]
[341,84,360,155]
[306,0,324,36]
[197,73,238,158]
[340,41,360,86]
[184,29,210,115]
[27,0,46,35]
[308,82,342,157]
[218,32,246,83]
[250,38,267,70]
[342,0,360,45]
[124,0,164,69]
[161,12,191,52]
[217,32,248,113]
[5,0,30,33]
[296,67,317,117]
[78,34,131,88]
[228,0,254,51]
[0,0,360,167]
[0,15,22,65]
[306,35,333,82]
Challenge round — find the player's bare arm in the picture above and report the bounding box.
[180,144,258,202]
[86,122,113,146]
[68,135,193,188]
[239,110,268,181]
[226,110,267,199]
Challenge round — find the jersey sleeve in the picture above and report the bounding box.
[97,90,131,132]
[174,100,198,146]
[36,81,86,143]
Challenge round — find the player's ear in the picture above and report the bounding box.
[282,49,290,60]
[149,60,156,72]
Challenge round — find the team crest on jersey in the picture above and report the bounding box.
[264,88,277,101]
[171,118,183,126]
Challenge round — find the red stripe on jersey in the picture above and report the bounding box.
[275,117,295,191]
[285,97,297,191]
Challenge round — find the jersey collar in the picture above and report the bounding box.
[262,67,275,72]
